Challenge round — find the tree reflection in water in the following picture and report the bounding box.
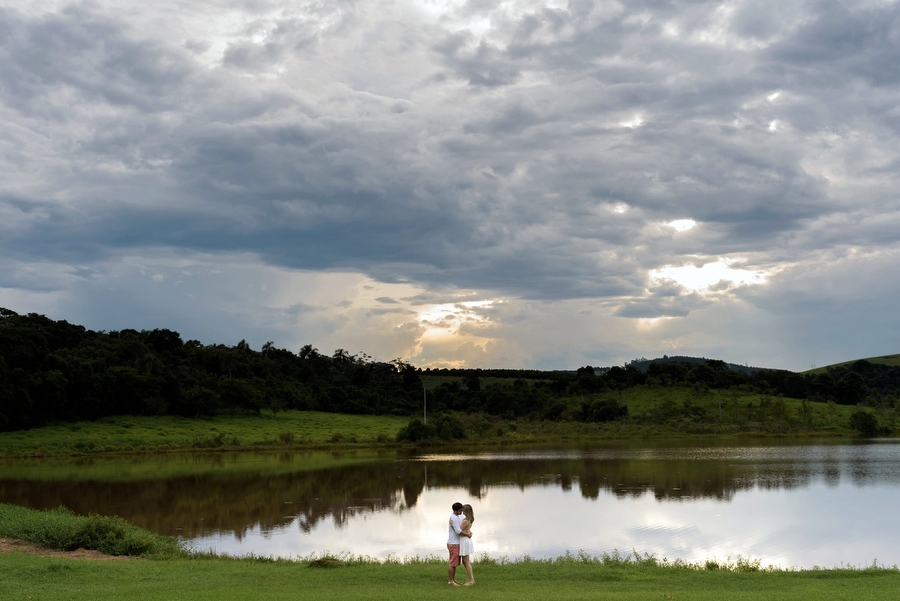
[2,440,897,542]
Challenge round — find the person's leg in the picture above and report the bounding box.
[447,544,460,585]
[462,556,474,584]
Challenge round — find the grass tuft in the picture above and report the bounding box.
[308,555,345,568]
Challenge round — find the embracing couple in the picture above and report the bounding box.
[447,501,476,586]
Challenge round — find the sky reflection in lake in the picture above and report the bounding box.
[185,440,900,568]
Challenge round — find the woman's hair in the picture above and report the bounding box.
[462,504,474,524]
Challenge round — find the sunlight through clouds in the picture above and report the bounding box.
[620,114,644,129]
[649,258,769,294]
[413,299,499,367]
[666,219,696,232]
[3,0,900,371]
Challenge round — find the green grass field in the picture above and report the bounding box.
[1,551,899,601]
[0,447,391,482]
[802,353,900,374]
[0,384,878,458]
[0,411,409,456]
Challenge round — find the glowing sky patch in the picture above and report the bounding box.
[666,219,696,232]
[650,258,769,293]
[414,299,497,356]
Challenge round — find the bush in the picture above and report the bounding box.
[396,413,466,443]
[850,410,878,436]
[580,398,629,423]
[0,503,185,558]
[395,417,434,443]
[543,401,568,421]
[434,413,465,441]
[71,515,157,556]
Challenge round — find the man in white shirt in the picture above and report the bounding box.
[447,502,471,585]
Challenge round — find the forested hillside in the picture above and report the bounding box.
[0,309,422,431]
[1,308,898,432]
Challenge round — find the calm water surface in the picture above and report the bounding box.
[2,438,899,568]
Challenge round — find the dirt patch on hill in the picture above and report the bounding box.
[0,538,138,561]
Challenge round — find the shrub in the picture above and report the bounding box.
[0,504,184,558]
[71,515,156,556]
[395,418,434,443]
[434,413,465,441]
[850,410,878,436]
[581,398,629,423]
[396,413,466,443]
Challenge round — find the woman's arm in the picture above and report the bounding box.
[460,519,472,538]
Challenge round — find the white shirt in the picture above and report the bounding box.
[447,512,463,544]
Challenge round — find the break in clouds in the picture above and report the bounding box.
[1,0,899,371]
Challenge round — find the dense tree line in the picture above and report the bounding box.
[1,308,898,432]
[562,359,890,407]
[0,309,421,431]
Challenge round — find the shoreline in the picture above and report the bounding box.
[1,535,897,572]
[0,429,865,459]
[0,432,863,459]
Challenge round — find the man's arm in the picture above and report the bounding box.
[450,515,471,537]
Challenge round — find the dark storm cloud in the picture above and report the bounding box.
[0,5,192,116]
[432,32,523,87]
[765,1,900,85]
[2,0,900,331]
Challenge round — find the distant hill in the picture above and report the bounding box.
[802,354,900,375]
[618,356,771,375]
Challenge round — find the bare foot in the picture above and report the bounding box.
[448,581,460,586]
[464,581,476,586]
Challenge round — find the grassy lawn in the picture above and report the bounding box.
[2,552,899,601]
[0,411,409,456]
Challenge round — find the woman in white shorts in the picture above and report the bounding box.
[459,504,476,585]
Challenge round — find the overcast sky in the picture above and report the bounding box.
[2,0,899,371]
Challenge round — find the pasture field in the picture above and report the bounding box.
[0,411,408,457]
[1,550,899,601]
[0,387,873,457]
[0,447,390,481]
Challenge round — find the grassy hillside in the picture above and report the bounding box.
[802,354,900,375]
[0,411,408,457]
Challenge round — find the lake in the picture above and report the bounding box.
[1,437,899,568]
